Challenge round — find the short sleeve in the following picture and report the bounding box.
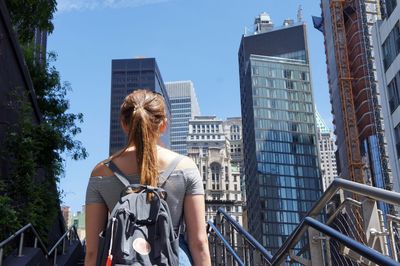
[85,177,105,204]
[184,168,205,195]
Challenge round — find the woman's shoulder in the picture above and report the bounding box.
[158,147,197,171]
[90,158,114,177]
[176,156,197,171]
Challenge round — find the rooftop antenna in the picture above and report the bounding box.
[297,4,303,23]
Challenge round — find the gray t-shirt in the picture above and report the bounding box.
[85,168,204,232]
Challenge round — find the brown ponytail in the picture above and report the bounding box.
[118,89,166,186]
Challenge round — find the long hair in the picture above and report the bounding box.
[116,89,166,186]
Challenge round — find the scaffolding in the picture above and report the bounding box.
[329,0,365,184]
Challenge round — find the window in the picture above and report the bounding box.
[211,162,221,182]
[386,0,397,18]
[388,72,400,113]
[395,123,400,158]
[382,20,400,71]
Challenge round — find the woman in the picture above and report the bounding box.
[85,89,211,266]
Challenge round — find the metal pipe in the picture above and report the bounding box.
[34,237,38,248]
[0,224,31,248]
[53,249,57,266]
[217,207,272,263]
[0,247,3,266]
[388,220,398,261]
[207,221,244,266]
[62,238,66,254]
[326,198,361,225]
[17,233,24,257]
[304,217,399,266]
[308,178,400,219]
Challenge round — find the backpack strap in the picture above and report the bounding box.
[104,155,184,187]
[158,155,184,187]
[104,160,130,187]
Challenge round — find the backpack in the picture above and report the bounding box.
[96,155,184,266]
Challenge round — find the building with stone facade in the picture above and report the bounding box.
[187,116,243,225]
[315,110,338,191]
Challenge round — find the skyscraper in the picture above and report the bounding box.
[109,58,171,155]
[319,0,392,209]
[165,81,200,155]
[238,13,322,253]
[373,0,400,194]
[315,110,338,190]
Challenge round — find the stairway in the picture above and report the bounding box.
[0,225,85,266]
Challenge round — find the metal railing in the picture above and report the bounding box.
[208,178,400,265]
[0,224,81,266]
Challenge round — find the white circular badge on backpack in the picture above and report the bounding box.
[133,238,151,255]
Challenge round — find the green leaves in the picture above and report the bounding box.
[1,1,87,245]
[5,0,57,43]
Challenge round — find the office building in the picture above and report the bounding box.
[165,81,200,155]
[238,13,322,253]
[61,206,73,228]
[109,58,171,155]
[315,110,338,190]
[187,116,243,225]
[373,0,400,194]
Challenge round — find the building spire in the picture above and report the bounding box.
[297,5,303,23]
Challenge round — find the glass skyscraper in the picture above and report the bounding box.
[165,81,200,155]
[109,58,171,155]
[238,14,322,253]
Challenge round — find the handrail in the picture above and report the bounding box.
[209,178,400,265]
[217,207,273,263]
[273,178,400,264]
[0,223,48,254]
[304,217,399,266]
[308,178,400,219]
[0,223,81,266]
[271,216,399,266]
[326,197,361,225]
[207,220,245,266]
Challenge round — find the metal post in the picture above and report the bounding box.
[34,237,38,248]
[0,247,3,266]
[388,220,398,261]
[53,249,57,266]
[243,240,249,266]
[221,220,226,265]
[17,233,24,257]
[62,238,66,254]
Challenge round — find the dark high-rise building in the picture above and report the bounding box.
[238,13,322,253]
[109,58,171,155]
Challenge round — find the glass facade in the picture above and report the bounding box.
[250,55,321,252]
[165,81,200,155]
[238,24,322,254]
[388,70,400,113]
[382,20,400,71]
[109,58,171,155]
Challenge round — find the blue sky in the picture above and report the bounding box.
[49,0,331,212]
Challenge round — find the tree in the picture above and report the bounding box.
[0,1,87,243]
[6,0,57,42]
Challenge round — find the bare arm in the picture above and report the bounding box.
[84,203,108,266]
[184,194,211,266]
[85,163,111,266]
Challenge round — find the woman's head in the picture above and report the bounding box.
[119,89,167,186]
